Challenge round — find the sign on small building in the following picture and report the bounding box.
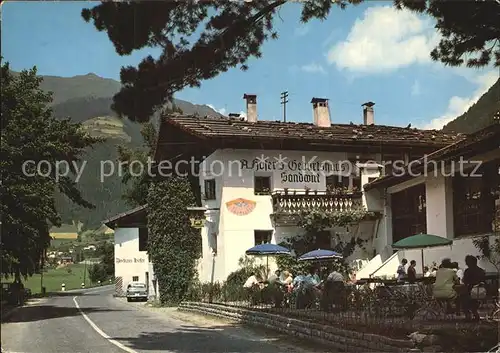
[187,207,208,229]
[190,218,206,228]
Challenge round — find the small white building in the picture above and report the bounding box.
[154,95,462,283]
[104,205,158,298]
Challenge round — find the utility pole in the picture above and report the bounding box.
[40,252,45,296]
[82,248,87,288]
[280,91,288,122]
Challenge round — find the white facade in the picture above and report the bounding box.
[196,145,499,283]
[360,151,500,279]
[114,227,157,297]
[197,149,382,283]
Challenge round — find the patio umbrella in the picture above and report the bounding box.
[245,243,291,277]
[298,249,343,262]
[392,233,452,274]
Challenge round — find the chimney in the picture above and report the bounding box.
[243,94,257,122]
[362,102,375,125]
[311,98,331,127]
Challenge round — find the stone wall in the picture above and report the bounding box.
[179,302,423,352]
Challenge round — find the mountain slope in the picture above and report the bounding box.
[40,73,122,105]
[443,78,500,133]
[35,72,222,230]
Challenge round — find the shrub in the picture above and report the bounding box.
[88,263,107,283]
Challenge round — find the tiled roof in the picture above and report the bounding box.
[364,120,500,191]
[164,114,463,147]
[104,204,147,229]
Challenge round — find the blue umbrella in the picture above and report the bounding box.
[246,243,291,255]
[298,249,343,262]
[246,244,291,276]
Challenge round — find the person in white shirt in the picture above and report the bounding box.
[327,270,344,282]
[243,273,260,288]
[452,261,464,283]
[322,269,346,312]
[396,259,408,281]
[423,266,431,277]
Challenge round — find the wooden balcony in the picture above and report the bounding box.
[271,190,363,214]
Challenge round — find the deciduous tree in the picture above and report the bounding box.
[82,1,499,122]
[0,62,98,280]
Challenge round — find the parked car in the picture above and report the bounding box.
[126,282,148,302]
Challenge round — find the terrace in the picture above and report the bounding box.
[193,277,499,352]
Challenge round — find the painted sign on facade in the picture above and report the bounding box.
[226,198,256,216]
[240,157,348,185]
[115,258,146,263]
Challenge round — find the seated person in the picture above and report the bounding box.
[282,271,293,292]
[266,270,280,285]
[461,255,486,321]
[265,270,285,307]
[243,272,261,304]
[432,258,459,313]
[322,269,346,311]
[243,273,260,289]
[423,266,431,278]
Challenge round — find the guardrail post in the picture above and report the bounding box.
[61,283,65,291]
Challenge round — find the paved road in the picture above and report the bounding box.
[1,286,324,353]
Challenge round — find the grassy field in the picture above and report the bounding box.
[49,238,76,248]
[23,264,93,294]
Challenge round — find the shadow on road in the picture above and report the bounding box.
[4,305,125,323]
[110,324,303,352]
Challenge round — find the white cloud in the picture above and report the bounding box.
[301,62,326,74]
[295,25,309,37]
[327,6,439,73]
[207,104,247,119]
[207,104,226,115]
[421,70,498,130]
[411,80,421,96]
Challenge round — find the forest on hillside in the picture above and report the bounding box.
[443,78,500,134]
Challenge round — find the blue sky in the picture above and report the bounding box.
[2,1,497,129]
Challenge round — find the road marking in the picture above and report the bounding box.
[72,296,138,353]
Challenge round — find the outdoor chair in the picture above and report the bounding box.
[481,286,500,321]
[408,283,453,320]
[321,281,347,312]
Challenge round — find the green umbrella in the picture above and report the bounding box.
[392,233,452,275]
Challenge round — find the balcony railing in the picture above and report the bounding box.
[272,190,363,214]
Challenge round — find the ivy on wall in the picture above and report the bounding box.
[297,208,371,231]
[277,207,373,275]
[147,177,201,304]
